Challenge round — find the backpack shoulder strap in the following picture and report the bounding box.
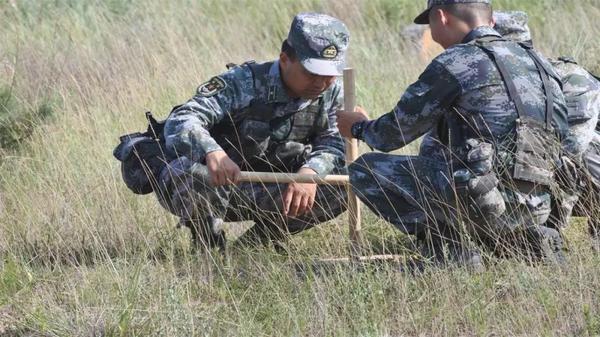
[245,61,279,121]
[558,56,578,65]
[521,45,555,130]
[245,61,271,95]
[476,40,554,130]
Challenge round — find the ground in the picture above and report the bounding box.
[1,0,600,336]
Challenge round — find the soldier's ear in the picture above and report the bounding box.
[438,9,450,26]
[280,52,290,67]
[280,51,299,72]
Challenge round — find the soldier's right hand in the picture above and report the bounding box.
[205,150,241,186]
[336,106,369,139]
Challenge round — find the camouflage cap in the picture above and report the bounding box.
[493,11,531,43]
[287,13,349,76]
[414,0,492,24]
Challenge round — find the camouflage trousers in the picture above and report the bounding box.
[348,153,558,257]
[585,134,600,186]
[571,137,600,235]
[155,156,347,239]
[549,136,600,234]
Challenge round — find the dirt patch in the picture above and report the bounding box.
[0,305,19,336]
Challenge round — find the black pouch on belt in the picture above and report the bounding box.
[113,111,170,195]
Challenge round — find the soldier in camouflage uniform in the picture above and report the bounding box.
[494,10,600,250]
[154,13,350,249]
[583,128,600,251]
[337,0,569,266]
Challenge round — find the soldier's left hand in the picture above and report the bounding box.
[336,106,369,139]
[283,167,318,217]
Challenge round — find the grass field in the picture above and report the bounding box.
[1,0,600,335]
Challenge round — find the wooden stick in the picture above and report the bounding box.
[343,68,363,259]
[319,254,405,263]
[238,172,349,185]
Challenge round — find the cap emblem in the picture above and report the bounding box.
[321,45,338,59]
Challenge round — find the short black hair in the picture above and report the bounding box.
[434,3,493,26]
[281,39,297,60]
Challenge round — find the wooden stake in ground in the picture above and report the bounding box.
[343,68,362,258]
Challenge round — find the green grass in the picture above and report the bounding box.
[0,85,55,152]
[1,0,600,335]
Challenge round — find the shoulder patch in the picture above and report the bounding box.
[197,76,227,97]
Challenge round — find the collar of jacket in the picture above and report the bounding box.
[461,26,502,44]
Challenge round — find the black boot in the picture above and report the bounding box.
[236,220,288,252]
[524,225,566,264]
[419,228,484,271]
[180,217,226,251]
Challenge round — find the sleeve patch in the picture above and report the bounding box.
[197,76,227,97]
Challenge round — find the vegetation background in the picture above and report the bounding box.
[1,0,600,335]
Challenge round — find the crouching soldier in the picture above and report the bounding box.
[494,10,600,251]
[337,0,569,268]
[115,13,350,250]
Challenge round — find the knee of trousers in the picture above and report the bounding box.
[313,185,347,217]
[348,153,381,190]
[282,198,347,234]
[155,157,226,219]
[247,182,347,224]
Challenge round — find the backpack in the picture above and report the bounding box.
[475,37,564,187]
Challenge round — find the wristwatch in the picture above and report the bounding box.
[351,121,365,140]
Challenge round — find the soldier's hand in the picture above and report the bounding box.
[205,150,241,186]
[336,106,369,139]
[283,167,318,217]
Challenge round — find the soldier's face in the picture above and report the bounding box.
[280,52,337,99]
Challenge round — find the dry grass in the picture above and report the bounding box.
[1,0,600,336]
